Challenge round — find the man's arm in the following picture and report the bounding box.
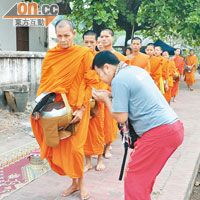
[104,97,128,124]
[92,77,129,124]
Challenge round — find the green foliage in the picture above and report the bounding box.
[137,0,200,46]
[66,0,118,33]
[34,0,200,46]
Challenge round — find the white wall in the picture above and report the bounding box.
[0,0,48,52]
[29,27,48,52]
[0,0,20,51]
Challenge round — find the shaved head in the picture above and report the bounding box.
[55,19,74,32]
[55,19,75,49]
[101,28,114,36]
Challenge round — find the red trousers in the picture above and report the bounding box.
[124,120,184,200]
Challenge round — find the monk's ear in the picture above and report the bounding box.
[112,36,115,43]
[72,31,76,37]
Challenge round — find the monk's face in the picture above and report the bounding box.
[83,35,97,52]
[162,52,169,59]
[97,38,103,51]
[145,46,154,56]
[190,50,194,56]
[125,49,131,56]
[100,31,114,48]
[154,47,162,57]
[56,25,75,49]
[174,49,181,56]
[95,64,115,85]
[131,39,141,53]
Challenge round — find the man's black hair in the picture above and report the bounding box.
[55,19,74,32]
[100,28,114,36]
[92,51,120,69]
[83,30,97,40]
[131,37,142,44]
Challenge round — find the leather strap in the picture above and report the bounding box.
[61,94,71,113]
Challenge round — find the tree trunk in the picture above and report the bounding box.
[92,21,105,37]
[125,27,132,46]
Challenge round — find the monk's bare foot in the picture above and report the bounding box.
[96,161,105,171]
[61,184,79,197]
[80,185,90,200]
[84,164,93,173]
[104,150,112,159]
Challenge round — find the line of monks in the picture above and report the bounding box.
[31,19,198,199]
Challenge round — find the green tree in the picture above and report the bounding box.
[32,0,200,46]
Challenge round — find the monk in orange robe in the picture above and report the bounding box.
[185,49,198,91]
[171,48,185,102]
[145,43,162,89]
[129,37,150,73]
[154,46,169,97]
[31,20,99,200]
[82,30,106,172]
[100,28,128,158]
[162,51,176,103]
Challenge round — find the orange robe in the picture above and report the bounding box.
[185,55,198,85]
[171,56,185,97]
[164,60,176,103]
[161,57,169,101]
[84,51,127,155]
[130,52,150,73]
[149,56,162,89]
[104,52,128,144]
[84,51,106,156]
[161,57,169,84]
[84,80,106,155]
[31,44,99,178]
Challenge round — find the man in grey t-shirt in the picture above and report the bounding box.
[92,51,184,200]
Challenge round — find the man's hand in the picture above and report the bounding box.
[92,89,111,104]
[32,112,40,120]
[70,106,85,124]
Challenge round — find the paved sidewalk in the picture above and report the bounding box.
[4,79,200,200]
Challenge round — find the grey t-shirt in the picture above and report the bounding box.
[111,65,178,137]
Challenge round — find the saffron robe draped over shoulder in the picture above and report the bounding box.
[149,56,162,89]
[31,44,99,178]
[185,55,198,85]
[171,56,185,97]
[130,52,150,73]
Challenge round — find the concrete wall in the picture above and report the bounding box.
[0,0,48,52]
[29,27,48,52]
[0,51,45,108]
[0,0,19,51]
